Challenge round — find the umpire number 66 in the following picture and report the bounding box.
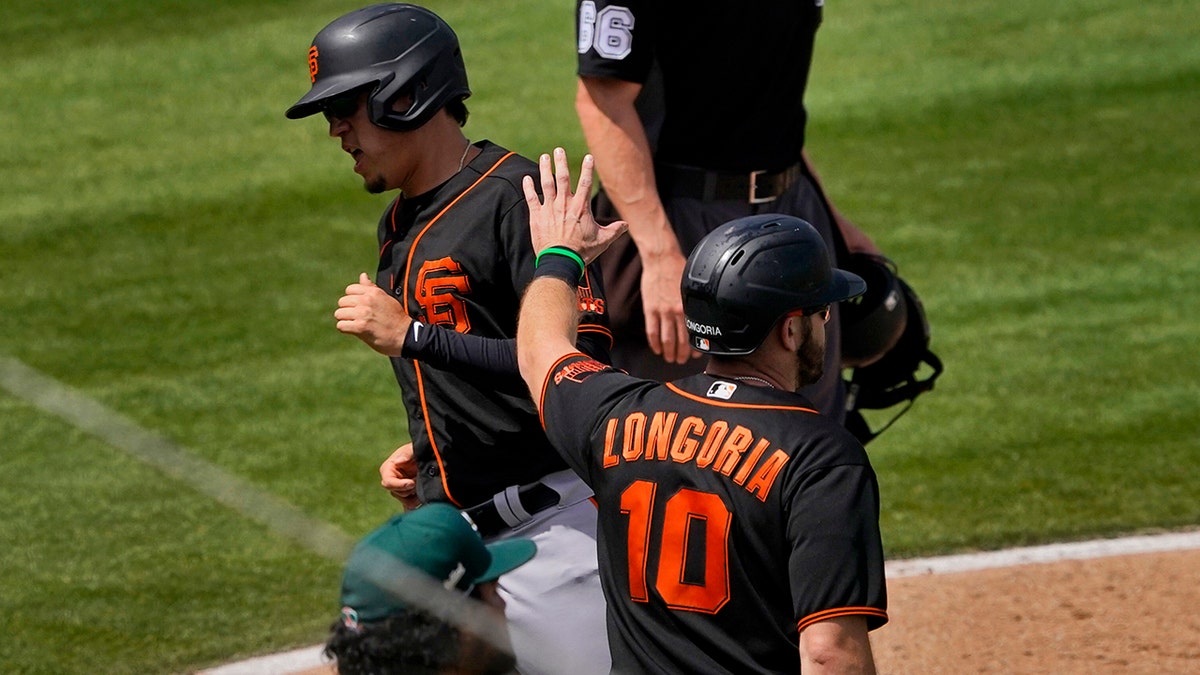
[578,1,634,59]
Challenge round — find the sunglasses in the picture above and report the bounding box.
[789,305,831,321]
[320,90,364,122]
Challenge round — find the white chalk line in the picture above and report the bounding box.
[202,528,1200,674]
[197,645,329,675]
[0,356,357,562]
[884,529,1200,578]
[4,356,1197,674]
[0,356,510,674]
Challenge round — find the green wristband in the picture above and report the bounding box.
[535,246,586,281]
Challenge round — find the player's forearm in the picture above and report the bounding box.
[517,277,581,405]
[798,616,877,675]
[576,78,681,260]
[401,322,519,375]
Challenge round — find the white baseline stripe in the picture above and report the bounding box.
[0,356,504,674]
[885,529,1200,578]
[206,529,1200,674]
[7,357,1199,673]
[198,645,329,675]
[0,356,356,561]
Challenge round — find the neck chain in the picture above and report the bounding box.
[457,139,472,172]
[707,372,778,389]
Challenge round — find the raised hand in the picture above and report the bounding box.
[521,147,628,264]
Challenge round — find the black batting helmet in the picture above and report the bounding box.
[839,253,908,368]
[682,214,867,356]
[285,3,470,131]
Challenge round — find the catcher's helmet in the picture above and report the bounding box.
[843,274,943,444]
[682,214,866,356]
[839,253,908,368]
[285,3,470,131]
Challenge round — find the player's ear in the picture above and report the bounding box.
[777,315,803,352]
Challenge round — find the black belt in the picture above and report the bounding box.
[463,482,560,538]
[656,162,803,204]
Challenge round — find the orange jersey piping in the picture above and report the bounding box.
[796,606,889,633]
[576,323,614,348]
[394,151,516,506]
[664,382,820,414]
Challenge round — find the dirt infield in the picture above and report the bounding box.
[873,548,1200,674]
[215,536,1200,674]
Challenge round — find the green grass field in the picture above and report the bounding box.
[2,0,1197,672]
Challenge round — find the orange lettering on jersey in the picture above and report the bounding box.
[732,439,770,486]
[694,420,729,469]
[416,257,472,332]
[308,46,320,83]
[645,412,678,460]
[622,412,646,461]
[600,412,791,502]
[554,358,608,385]
[712,425,754,476]
[577,273,607,315]
[602,418,619,468]
[669,416,705,463]
[745,450,790,501]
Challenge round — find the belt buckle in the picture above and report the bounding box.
[748,169,773,204]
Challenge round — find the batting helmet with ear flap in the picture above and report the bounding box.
[839,253,908,368]
[285,3,470,131]
[682,214,866,356]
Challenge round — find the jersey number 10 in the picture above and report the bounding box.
[620,480,732,614]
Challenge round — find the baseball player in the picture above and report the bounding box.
[575,0,882,426]
[517,150,888,673]
[285,6,611,674]
[325,503,536,675]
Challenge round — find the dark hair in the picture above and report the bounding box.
[390,88,468,127]
[446,97,469,127]
[324,609,460,675]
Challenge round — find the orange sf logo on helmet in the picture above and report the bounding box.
[307,46,319,83]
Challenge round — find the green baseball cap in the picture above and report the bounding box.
[339,504,536,625]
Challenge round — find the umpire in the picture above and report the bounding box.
[517,150,887,674]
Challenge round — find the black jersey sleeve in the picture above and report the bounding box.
[401,313,610,376]
[400,320,518,375]
[538,353,649,485]
[574,263,613,364]
[576,0,655,82]
[782,450,889,632]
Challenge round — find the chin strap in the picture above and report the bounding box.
[844,349,944,445]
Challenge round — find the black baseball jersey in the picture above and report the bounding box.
[377,141,612,508]
[539,353,887,674]
[576,0,822,172]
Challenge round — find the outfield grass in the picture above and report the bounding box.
[1,0,1197,672]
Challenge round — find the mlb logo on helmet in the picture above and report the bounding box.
[697,337,710,351]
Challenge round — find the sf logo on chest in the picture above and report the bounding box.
[416,257,472,332]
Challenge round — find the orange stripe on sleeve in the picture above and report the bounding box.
[576,323,614,348]
[796,607,889,633]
